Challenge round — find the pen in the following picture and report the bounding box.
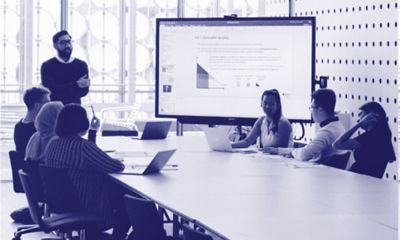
[90,105,96,117]
[166,164,178,167]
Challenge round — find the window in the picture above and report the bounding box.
[1,0,267,107]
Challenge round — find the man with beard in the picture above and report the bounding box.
[41,30,90,105]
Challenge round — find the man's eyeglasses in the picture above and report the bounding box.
[308,105,320,111]
[57,40,73,46]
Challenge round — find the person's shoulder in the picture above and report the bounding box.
[26,132,40,145]
[255,116,266,125]
[72,58,87,65]
[328,120,345,132]
[15,120,34,131]
[42,57,57,65]
[279,116,291,125]
[278,116,292,128]
[46,136,60,147]
[14,119,23,128]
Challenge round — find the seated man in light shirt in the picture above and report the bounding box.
[263,88,346,162]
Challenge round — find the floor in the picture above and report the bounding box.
[1,138,51,239]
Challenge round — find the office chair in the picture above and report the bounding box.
[9,150,43,237]
[17,169,104,240]
[318,152,351,170]
[182,223,213,240]
[100,102,141,132]
[9,151,25,193]
[124,194,173,240]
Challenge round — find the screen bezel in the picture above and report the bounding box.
[155,16,316,126]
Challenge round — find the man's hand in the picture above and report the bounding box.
[77,74,90,88]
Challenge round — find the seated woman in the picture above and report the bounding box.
[231,89,293,149]
[333,102,396,178]
[25,101,63,163]
[45,104,130,239]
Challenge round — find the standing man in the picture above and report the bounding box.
[41,30,90,105]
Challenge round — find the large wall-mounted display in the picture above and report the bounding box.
[156,17,315,125]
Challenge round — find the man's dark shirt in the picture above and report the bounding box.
[41,57,89,104]
[14,119,36,158]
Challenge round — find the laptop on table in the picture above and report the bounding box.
[203,127,257,153]
[122,149,176,175]
[134,121,172,140]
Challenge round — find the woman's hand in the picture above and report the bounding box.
[90,116,101,131]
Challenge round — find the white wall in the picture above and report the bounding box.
[266,0,399,181]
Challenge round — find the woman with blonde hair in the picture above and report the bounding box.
[25,101,64,162]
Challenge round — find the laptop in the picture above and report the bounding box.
[134,121,172,140]
[203,127,257,153]
[122,149,176,175]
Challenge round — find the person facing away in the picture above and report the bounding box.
[333,102,396,178]
[264,88,346,161]
[41,30,90,105]
[25,101,63,163]
[14,87,50,159]
[231,89,293,149]
[45,104,130,239]
[11,87,50,224]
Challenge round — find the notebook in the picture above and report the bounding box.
[122,149,176,175]
[134,121,172,140]
[203,127,257,153]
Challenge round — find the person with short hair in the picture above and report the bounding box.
[11,86,50,224]
[333,102,396,178]
[41,30,90,104]
[45,104,129,239]
[231,89,293,149]
[291,88,345,161]
[266,89,346,161]
[14,87,50,158]
[25,101,64,163]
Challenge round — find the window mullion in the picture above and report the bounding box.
[21,0,33,90]
[61,0,68,30]
[128,0,136,104]
[119,0,126,103]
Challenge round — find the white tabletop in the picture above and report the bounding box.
[98,135,398,240]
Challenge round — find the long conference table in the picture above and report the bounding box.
[98,134,398,240]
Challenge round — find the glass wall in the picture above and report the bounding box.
[0,0,22,103]
[1,0,268,107]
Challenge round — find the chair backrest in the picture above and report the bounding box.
[25,160,46,202]
[182,224,213,240]
[320,152,351,170]
[9,150,25,193]
[123,194,166,240]
[18,170,44,226]
[39,165,83,213]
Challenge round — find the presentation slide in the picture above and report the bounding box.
[157,18,314,122]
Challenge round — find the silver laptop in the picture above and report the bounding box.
[122,149,176,175]
[203,127,258,153]
[134,121,172,140]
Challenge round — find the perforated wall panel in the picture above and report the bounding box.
[266,0,399,181]
[265,0,289,16]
